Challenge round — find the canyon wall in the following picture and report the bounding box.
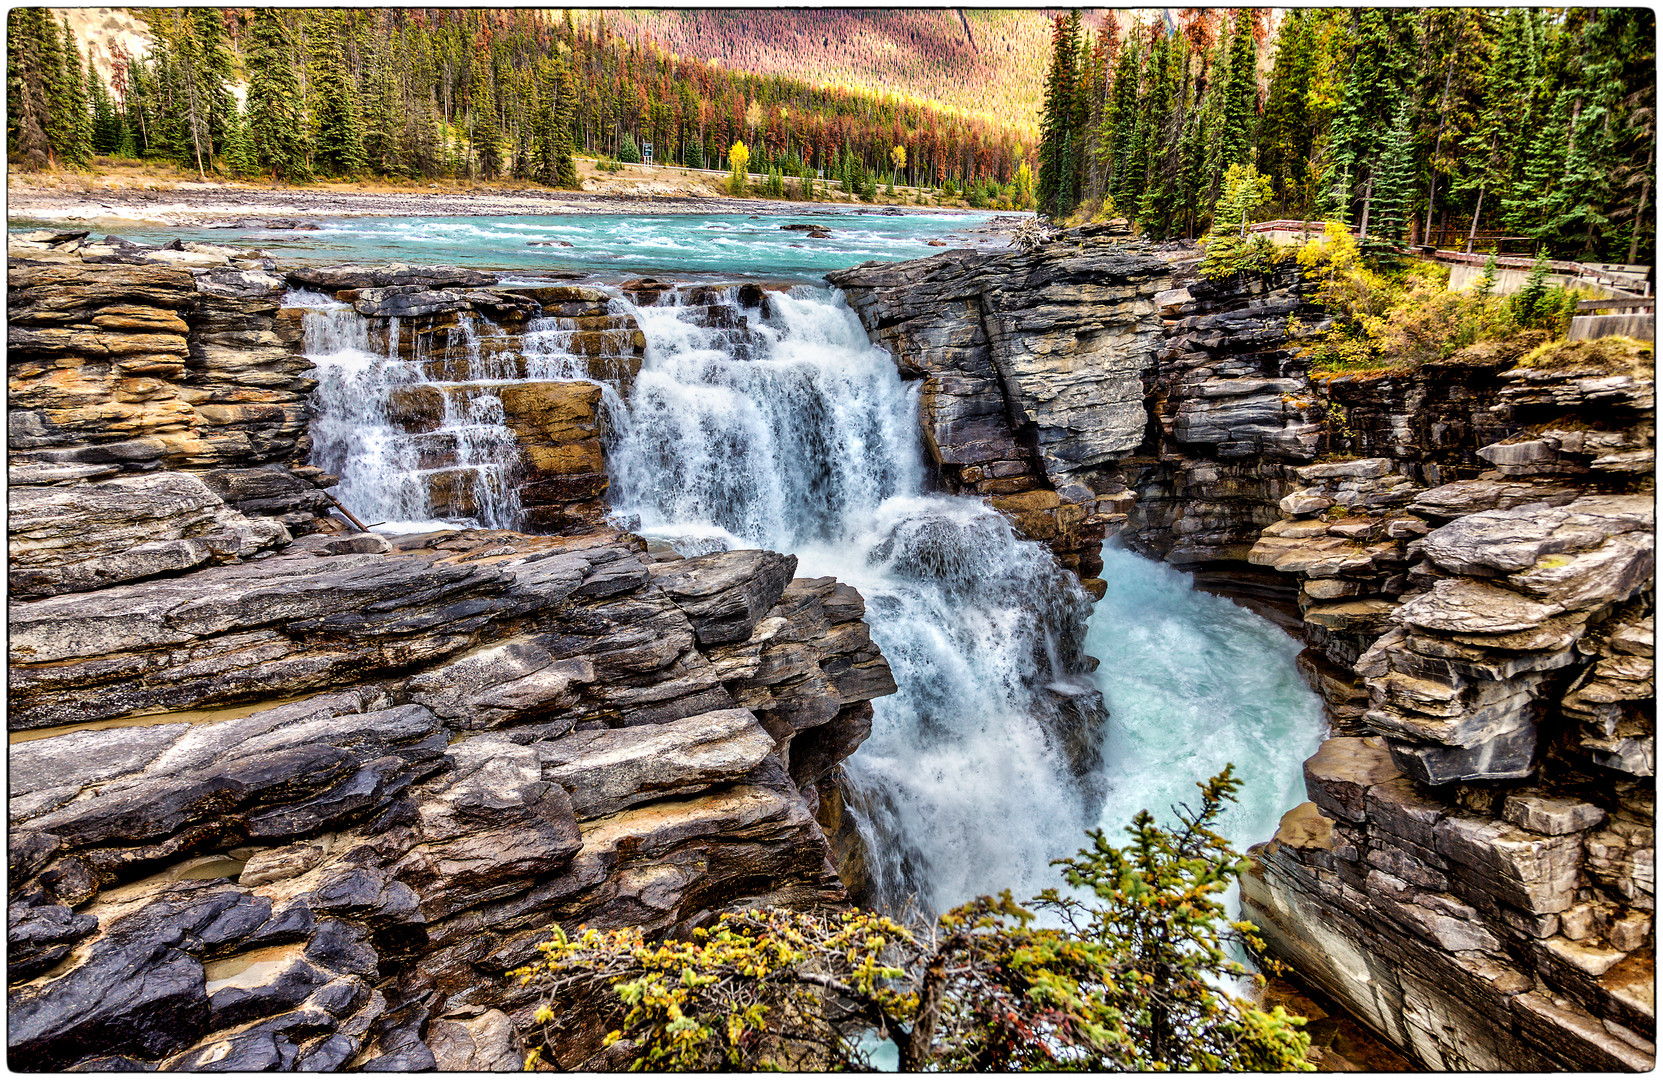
[834,230,1655,1071]
[6,248,896,1070]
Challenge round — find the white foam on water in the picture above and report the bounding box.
[1088,543,1326,857]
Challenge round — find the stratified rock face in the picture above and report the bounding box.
[1238,353,1655,1071]
[8,524,896,1070]
[8,256,335,533]
[1111,269,1337,577]
[287,265,500,292]
[9,471,291,599]
[1246,737,1652,1072]
[829,224,1173,594]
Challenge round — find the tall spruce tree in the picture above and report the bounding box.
[8,8,55,169]
[1368,102,1415,241]
[1036,12,1079,218]
[1553,9,1631,255]
[1214,10,1257,181]
[553,56,579,189]
[1063,10,1090,214]
[1327,9,1403,236]
[90,75,122,155]
[193,9,236,161]
[56,18,93,164]
[36,9,69,165]
[309,11,366,177]
[245,10,310,181]
[1257,11,1316,217]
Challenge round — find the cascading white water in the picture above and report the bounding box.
[299,298,604,533]
[608,286,1107,912]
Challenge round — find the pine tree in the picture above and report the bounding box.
[1100,33,1142,214]
[56,18,93,164]
[310,12,366,177]
[89,75,123,156]
[1036,12,1079,218]
[535,62,558,185]
[361,34,400,176]
[154,12,211,177]
[511,79,534,181]
[1552,9,1632,256]
[1475,253,1498,295]
[1504,89,1571,249]
[1369,103,1415,242]
[8,9,56,169]
[1510,250,1552,326]
[193,9,236,161]
[553,57,579,189]
[246,10,310,181]
[1064,10,1090,214]
[1215,10,1256,180]
[471,56,503,180]
[221,101,258,178]
[36,9,68,165]
[1456,10,1539,252]
[1199,162,1274,279]
[1327,10,1401,235]
[1135,29,1184,239]
[1257,11,1315,216]
[1316,157,1352,226]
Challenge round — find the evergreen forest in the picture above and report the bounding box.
[6,7,1030,199]
[1037,8,1654,263]
[7,7,1656,262]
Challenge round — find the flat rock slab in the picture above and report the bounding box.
[1421,495,1654,576]
[538,709,775,819]
[1394,578,1559,635]
[648,549,797,645]
[286,264,498,292]
[1304,736,1402,822]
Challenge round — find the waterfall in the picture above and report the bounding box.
[608,286,1108,912]
[297,275,1324,917]
[300,299,603,533]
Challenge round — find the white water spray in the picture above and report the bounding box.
[608,286,1107,912]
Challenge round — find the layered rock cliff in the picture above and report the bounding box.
[832,230,1655,1071]
[829,223,1173,598]
[7,250,896,1070]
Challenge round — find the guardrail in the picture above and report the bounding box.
[1575,297,1656,312]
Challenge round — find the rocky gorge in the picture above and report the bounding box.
[830,229,1654,1071]
[8,221,1654,1072]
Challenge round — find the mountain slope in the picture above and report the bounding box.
[598,9,1100,134]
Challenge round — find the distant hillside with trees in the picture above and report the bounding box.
[603,9,1074,135]
[1036,7,1654,263]
[6,7,1037,200]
